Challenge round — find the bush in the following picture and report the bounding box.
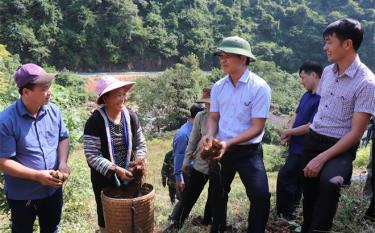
[263,144,288,172]
[130,54,209,135]
[263,124,281,145]
[354,146,371,169]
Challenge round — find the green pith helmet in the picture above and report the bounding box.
[214,36,256,62]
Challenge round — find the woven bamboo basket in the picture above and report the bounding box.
[101,183,155,233]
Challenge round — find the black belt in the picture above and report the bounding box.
[309,130,339,144]
[228,143,260,152]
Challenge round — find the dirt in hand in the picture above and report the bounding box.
[104,159,148,199]
[201,139,222,160]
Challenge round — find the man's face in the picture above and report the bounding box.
[323,33,348,63]
[25,83,52,106]
[218,53,245,74]
[299,70,317,92]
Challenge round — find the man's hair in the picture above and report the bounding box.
[18,83,36,95]
[323,18,363,51]
[299,61,323,79]
[236,55,250,66]
[190,103,205,118]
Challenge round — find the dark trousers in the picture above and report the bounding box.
[301,131,358,233]
[7,188,63,233]
[169,173,189,222]
[176,168,213,228]
[211,144,270,233]
[276,152,303,219]
[171,169,213,228]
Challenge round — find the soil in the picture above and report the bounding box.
[104,159,148,199]
[103,183,152,199]
[201,139,222,160]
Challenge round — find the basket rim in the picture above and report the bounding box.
[101,183,155,202]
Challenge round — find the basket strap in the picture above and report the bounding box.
[131,203,136,233]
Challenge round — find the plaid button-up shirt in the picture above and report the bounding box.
[311,55,375,138]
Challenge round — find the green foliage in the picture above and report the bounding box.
[3,1,375,71]
[263,124,281,145]
[263,144,287,172]
[0,44,20,111]
[207,67,225,83]
[354,146,371,168]
[130,54,209,134]
[252,60,303,115]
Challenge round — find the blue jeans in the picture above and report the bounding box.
[211,144,270,233]
[7,188,63,233]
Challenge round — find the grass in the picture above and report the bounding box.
[1,135,375,232]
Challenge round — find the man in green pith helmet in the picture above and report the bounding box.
[201,36,272,233]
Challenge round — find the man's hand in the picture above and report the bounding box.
[303,154,327,177]
[182,164,190,175]
[34,170,63,188]
[280,129,291,146]
[58,162,70,182]
[176,180,185,193]
[211,140,229,162]
[200,135,213,151]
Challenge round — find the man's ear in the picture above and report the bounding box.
[344,39,353,50]
[241,55,247,65]
[22,88,30,96]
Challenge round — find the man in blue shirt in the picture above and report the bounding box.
[164,103,204,231]
[0,63,70,233]
[201,36,272,233]
[276,62,322,220]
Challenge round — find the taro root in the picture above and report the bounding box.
[201,139,222,160]
[52,170,65,182]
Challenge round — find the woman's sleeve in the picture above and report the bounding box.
[83,113,113,178]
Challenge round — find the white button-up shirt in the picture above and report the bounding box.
[210,69,271,144]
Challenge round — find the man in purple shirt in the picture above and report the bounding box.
[276,61,322,220]
[301,19,375,232]
[0,64,70,233]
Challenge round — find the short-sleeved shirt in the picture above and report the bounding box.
[0,99,69,200]
[311,56,375,138]
[289,91,320,154]
[172,121,192,182]
[210,69,271,144]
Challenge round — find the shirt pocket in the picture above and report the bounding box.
[45,127,59,147]
[335,95,354,119]
[236,99,252,122]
